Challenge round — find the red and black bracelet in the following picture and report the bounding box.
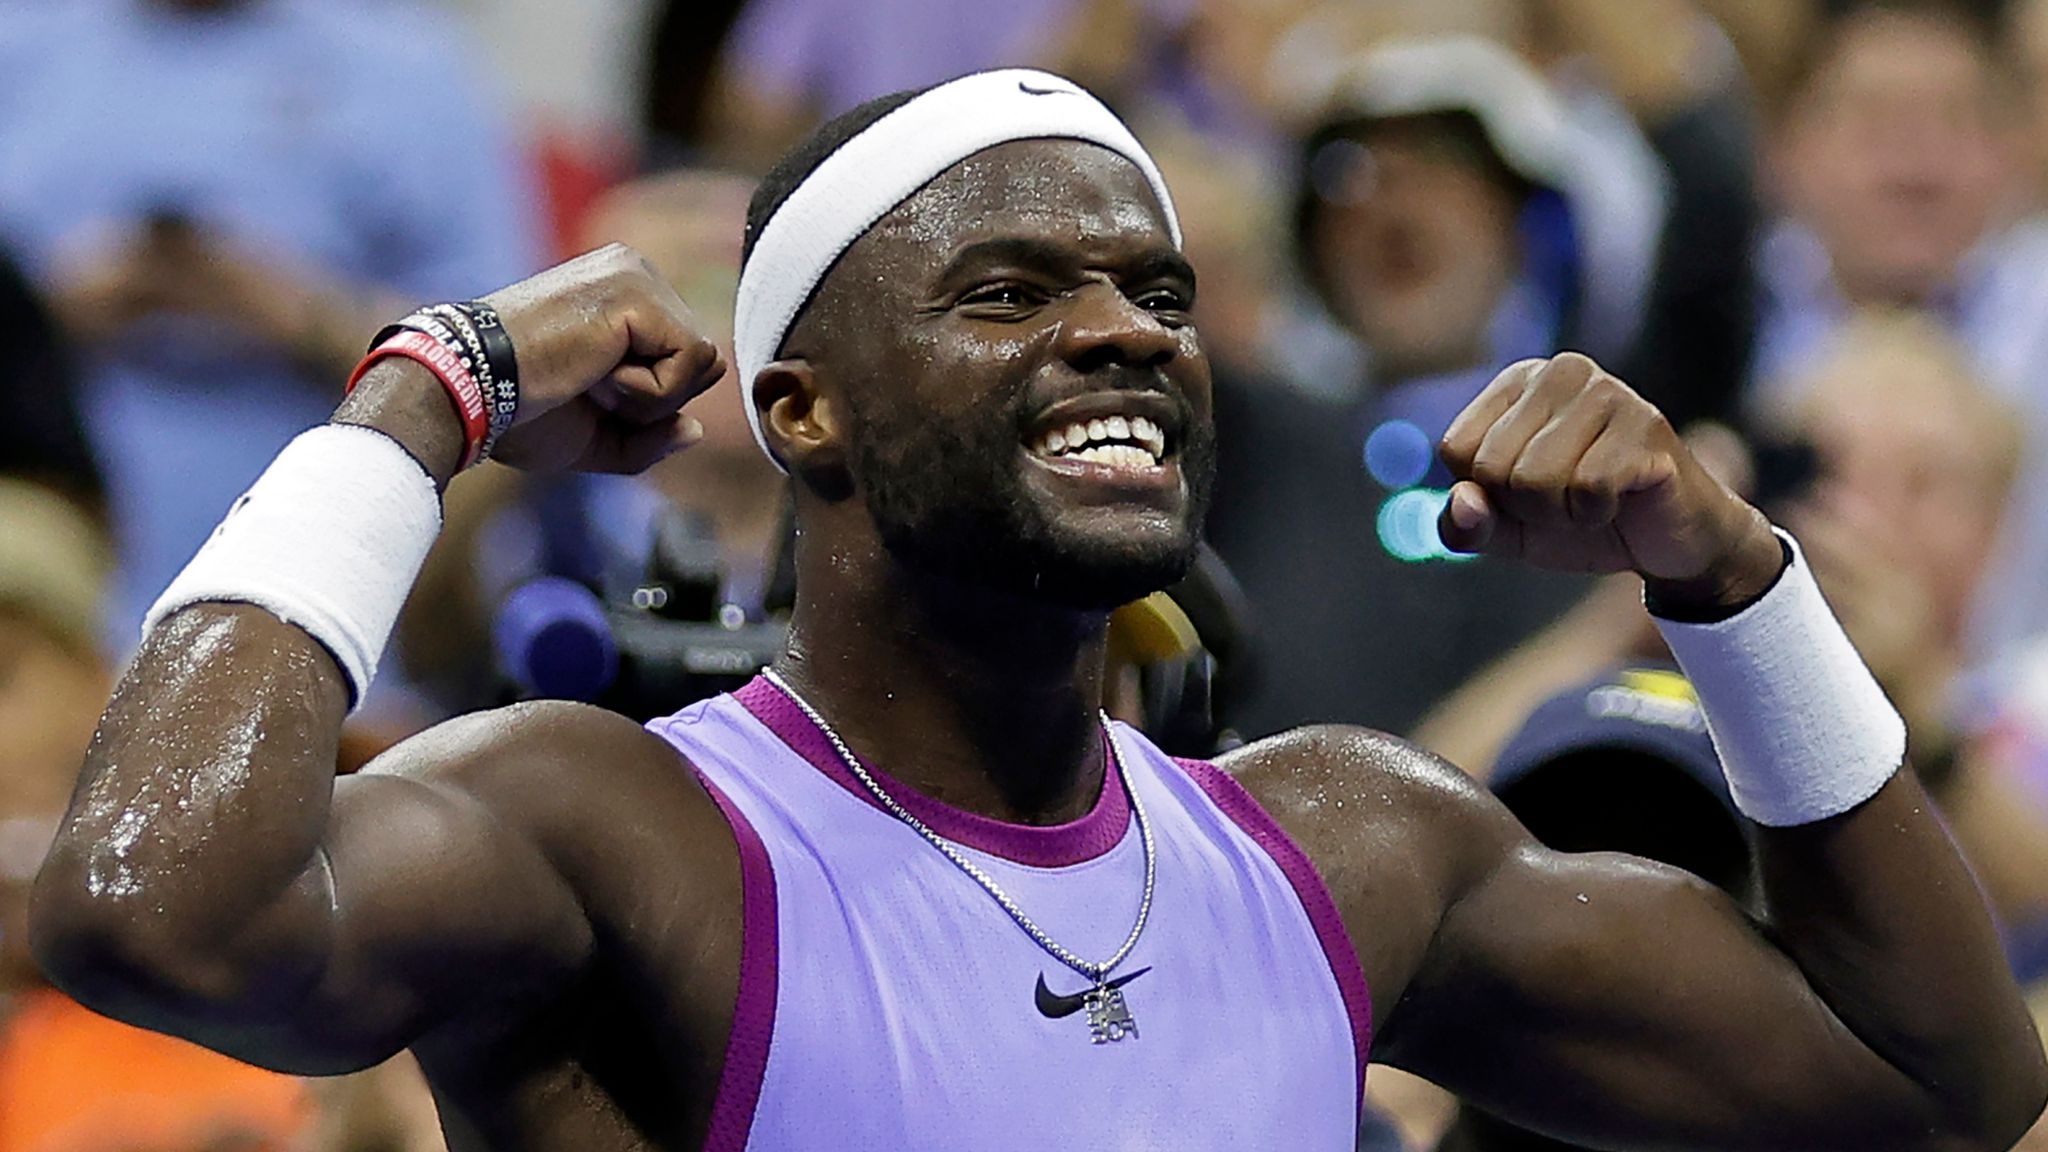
[346,318,489,470]
[347,302,521,470]
[424,302,520,461]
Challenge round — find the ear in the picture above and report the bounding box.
[754,358,850,479]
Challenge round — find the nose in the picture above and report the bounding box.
[1052,282,1180,375]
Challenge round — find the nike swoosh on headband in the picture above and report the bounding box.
[1034,967,1152,1019]
[1018,80,1072,96]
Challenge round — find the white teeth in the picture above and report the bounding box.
[1068,444,1155,470]
[1033,413,1168,464]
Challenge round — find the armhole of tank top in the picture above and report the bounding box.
[1173,757,1374,1098]
[692,767,779,1152]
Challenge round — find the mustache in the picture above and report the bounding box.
[1021,368,1199,427]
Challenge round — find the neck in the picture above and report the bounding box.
[774,532,1110,826]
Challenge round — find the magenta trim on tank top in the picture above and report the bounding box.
[1177,757,1374,1092]
[732,676,1131,867]
[691,767,778,1152]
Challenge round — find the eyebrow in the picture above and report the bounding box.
[936,237,1197,292]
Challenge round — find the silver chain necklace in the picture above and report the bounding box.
[762,668,1156,1043]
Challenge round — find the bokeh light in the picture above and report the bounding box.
[1364,419,1435,490]
[1375,488,1475,564]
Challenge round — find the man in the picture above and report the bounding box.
[1212,37,1611,735]
[1754,0,2048,675]
[30,71,2047,1150]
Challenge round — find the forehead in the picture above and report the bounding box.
[1816,13,1994,101]
[859,138,1175,268]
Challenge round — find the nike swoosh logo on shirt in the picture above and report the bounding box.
[1034,967,1152,1019]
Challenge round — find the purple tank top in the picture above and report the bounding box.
[648,678,1371,1151]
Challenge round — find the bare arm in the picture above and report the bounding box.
[1266,355,2045,1150]
[31,247,727,1072]
[1401,760,2038,1151]
[1239,728,2043,1152]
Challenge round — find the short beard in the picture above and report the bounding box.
[845,391,1215,612]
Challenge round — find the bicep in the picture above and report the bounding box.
[1381,841,1934,1149]
[188,724,597,1074]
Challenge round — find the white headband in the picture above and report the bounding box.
[734,68,1183,468]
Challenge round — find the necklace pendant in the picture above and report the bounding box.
[1085,980,1138,1044]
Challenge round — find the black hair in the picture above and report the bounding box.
[742,87,930,268]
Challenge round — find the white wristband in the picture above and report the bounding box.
[142,424,442,710]
[1653,529,1905,827]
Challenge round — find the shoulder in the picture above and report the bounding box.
[1218,723,1519,858]
[1214,725,1531,1014]
[359,700,733,880]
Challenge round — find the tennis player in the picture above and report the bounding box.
[32,71,2045,1151]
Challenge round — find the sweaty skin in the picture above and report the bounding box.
[31,143,2048,1152]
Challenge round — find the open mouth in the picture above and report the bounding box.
[1031,414,1168,469]
[1023,393,1179,480]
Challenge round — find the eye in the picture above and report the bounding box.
[957,282,1047,313]
[1134,287,1194,318]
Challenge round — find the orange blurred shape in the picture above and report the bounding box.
[0,988,313,1152]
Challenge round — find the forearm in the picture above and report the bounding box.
[1654,536,2045,1144]
[1756,775,2044,1144]
[34,360,462,1004]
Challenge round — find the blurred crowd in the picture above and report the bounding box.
[9,0,2048,1148]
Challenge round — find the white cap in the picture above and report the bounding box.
[1314,36,1572,192]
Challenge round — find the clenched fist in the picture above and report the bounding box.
[340,245,728,479]
[1436,354,1783,613]
[484,244,728,474]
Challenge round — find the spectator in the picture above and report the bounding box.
[1764,312,2023,743]
[2016,0,2048,203]
[1208,38,1645,736]
[1751,0,2048,684]
[580,169,787,610]
[640,0,753,166]
[1754,0,2032,395]
[0,0,542,645]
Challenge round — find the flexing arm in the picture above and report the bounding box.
[1283,356,2043,1151]
[1398,758,2035,1150]
[30,247,727,1072]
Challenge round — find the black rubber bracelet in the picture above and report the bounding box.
[455,300,520,450]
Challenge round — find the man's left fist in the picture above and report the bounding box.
[1436,354,1783,612]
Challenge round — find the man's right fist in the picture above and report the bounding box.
[481,244,727,474]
